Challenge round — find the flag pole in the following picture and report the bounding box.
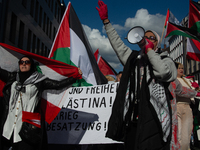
[160,24,166,44]
[160,9,169,44]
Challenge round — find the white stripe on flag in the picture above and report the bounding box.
[70,28,97,85]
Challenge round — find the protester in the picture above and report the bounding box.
[0,56,82,150]
[115,72,122,82]
[105,75,116,84]
[96,1,177,149]
[176,62,200,150]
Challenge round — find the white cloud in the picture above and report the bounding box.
[82,25,122,70]
[82,8,167,72]
[124,9,165,38]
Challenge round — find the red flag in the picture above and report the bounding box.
[94,49,117,78]
[187,0,200,61]
[164,9,170,28]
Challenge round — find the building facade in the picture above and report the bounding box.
[168,16,200,82]
[0,0,65,57]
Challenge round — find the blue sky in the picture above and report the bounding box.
[63,0,195,72]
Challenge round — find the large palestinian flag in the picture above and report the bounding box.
[49,2,107,86]
[0,43,82,124]
[187,0,200,61]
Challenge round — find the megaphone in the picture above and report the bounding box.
[126,26,147,49]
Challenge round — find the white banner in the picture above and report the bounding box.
[47,82,122,144]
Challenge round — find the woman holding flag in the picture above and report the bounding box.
[0,55,82,150]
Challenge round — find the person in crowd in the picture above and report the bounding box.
[184,74,200,148]
[96,1,177,149]
[115,71,122,82]
[105,75,116,84]
[169,78,198,150]
[168,63,200,150]
[176,62,199,150]
[0,56,82,150]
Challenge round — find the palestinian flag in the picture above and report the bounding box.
[94,49,117,79]
[187,0,200,62]
[49,2,107,86]
[164,9,181,28]
[164,6,200,42]
[187,38,200,61]
[189,0,200,31]
[0,43,82,124]
[165,22,200,42]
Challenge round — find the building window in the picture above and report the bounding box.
[53,27,56,40]
[39,6,42,27]
[18,21,25,49]
[41,42,44,56]
[43,13,46,32]
[49,21,52,39]
[30,0,35,17]
[54,2,57,18]
[34,0,39,22]
[27,29,32,52]
[46,17,49,36]
[32,34,36,53]
[51,0,54,12]
[57,8,60,22]
[22,0,27,8]
[9,13,17,44]
[45,46,48,57]
[193,61,196,72]
[48,0,50,7]
[37,38,40,55]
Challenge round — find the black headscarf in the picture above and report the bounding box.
[18,55,36,84]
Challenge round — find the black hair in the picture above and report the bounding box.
[19,55,36,73]
[18,55,36,83]
[117,71,123,75]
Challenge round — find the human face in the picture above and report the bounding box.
[116,73,122,82]
[19,57,31,72]
[144,31,158,50]
[177,65,184,78]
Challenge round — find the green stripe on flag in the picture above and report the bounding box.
[191,22,200,33]
[166,30,200,42]
[51,47,71,65]
[51,47,92,87]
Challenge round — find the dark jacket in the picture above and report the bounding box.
[0,68,77,149]
[106,51,172,150]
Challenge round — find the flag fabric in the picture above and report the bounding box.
[165,7,200,42]
[49,2,107,86]
[94,49,117,79]
[164,9,181,28]
[187,0,200,61]
[0,43,82,124]
[22,111,41,128]
[189,0,200,31]
[187,38,200,61]
[165,22,200,41]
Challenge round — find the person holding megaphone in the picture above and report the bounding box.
[96,1,177,150]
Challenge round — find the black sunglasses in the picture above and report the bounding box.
[144,36,157,41]
[18,60,31,65]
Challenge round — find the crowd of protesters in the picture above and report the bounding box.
[0,0,200,150]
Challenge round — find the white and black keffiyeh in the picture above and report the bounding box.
[149,79,170,142]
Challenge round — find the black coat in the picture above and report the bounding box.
[106,51,172,150]
[0,68,77,150]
